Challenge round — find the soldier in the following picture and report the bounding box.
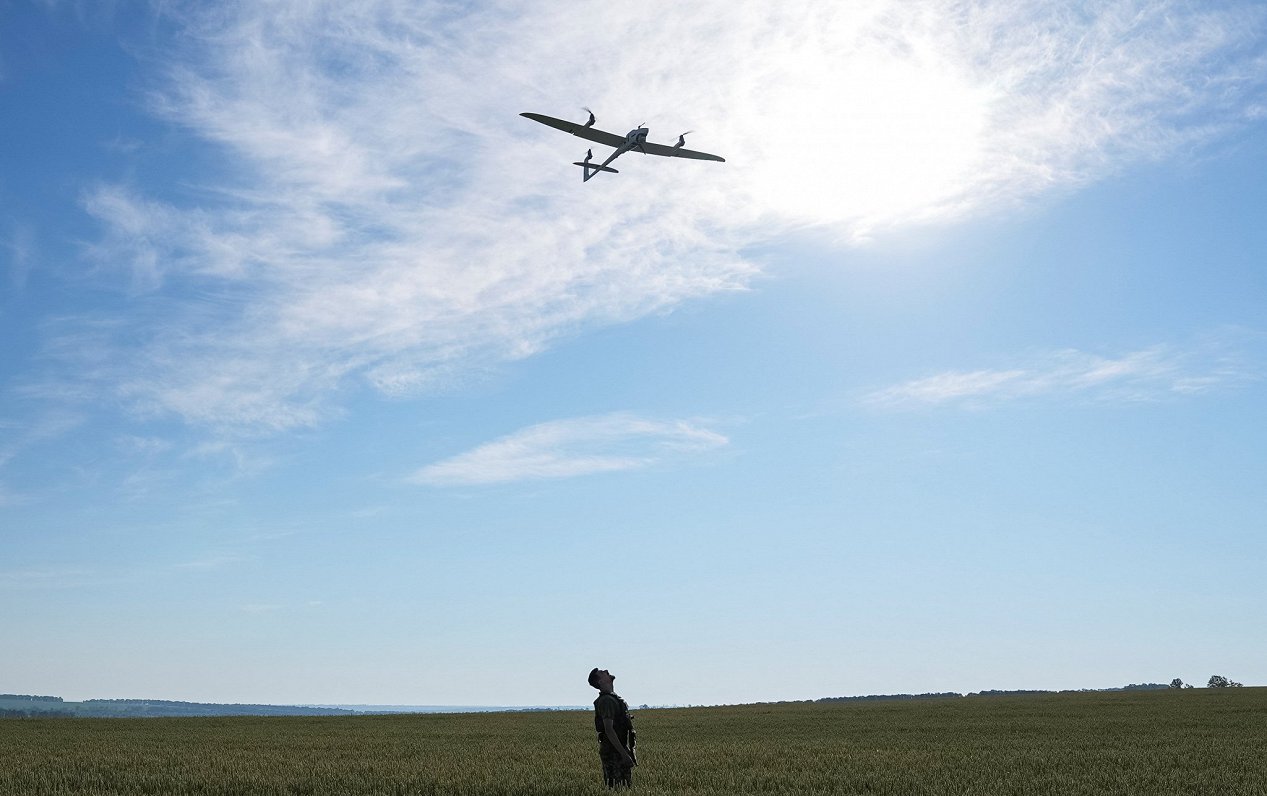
[588,667,636,788]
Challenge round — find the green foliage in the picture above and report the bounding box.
[1,688,1265,794]
[74,700,356,718]
[1207,675,1243,688]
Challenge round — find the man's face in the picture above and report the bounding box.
[597,669,615,689]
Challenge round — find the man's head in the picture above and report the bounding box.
[588,667,615,692]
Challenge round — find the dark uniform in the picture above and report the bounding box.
[594,691,636,788]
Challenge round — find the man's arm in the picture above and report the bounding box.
[602,717,636,766]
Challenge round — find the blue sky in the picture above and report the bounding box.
[2,0,1265,706]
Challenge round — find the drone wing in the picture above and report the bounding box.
[639,141,726,162]
[520,113,627,148]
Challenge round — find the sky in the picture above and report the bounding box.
[1,0,1265,707]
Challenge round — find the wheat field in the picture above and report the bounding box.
[2,688,1264,795]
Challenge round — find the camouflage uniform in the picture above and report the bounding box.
[594,691,636,788]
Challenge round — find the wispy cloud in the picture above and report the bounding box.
[174,554,246,571]
[238,603,283,614]
[0,566,104,590]
[1,557,250,590]
[0,410,84,469]
[238,600,323,614]
[411,413,728,486]
[0,483,24,507]
[3,223,35,291]
[864,342,1258,409]
[62,1,1267,432]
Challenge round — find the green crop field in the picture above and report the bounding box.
[2,688,1264,795]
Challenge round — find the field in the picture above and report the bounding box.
[2,688,1265,795]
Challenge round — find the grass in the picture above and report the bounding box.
[2,688,1264,794]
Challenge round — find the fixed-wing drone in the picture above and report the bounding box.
[520,110,725,181]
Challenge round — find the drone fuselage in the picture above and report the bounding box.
[519,112,724,182]
[624,128,649,148]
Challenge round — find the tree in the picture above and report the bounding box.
[1207,675,1243,688]
[1169,678,1184,689]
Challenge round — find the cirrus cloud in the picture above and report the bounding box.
[411,413,728,486]
[863,340,1259,409]
[65,0,1267,433]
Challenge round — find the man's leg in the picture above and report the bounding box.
[599,745,631,788]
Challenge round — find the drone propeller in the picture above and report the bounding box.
[675,131,694,148]
[582,107,596,128]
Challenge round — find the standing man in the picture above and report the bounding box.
[589,667,636,788]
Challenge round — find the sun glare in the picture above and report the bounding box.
[743,36,991,239]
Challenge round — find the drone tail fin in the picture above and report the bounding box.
[573,161,619,181]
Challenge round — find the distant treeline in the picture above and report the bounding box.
[0,694,63,702]
[0,707,75,718]
[818,692,962,703]
[0,696,355,719]
[0,694,69,717]
[0,683,1189,720]
[817,684,1171,703]
[77,700,356,717]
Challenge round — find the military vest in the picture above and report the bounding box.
[593,692,634,741]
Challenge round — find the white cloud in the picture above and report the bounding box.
[238,601,323,614]
[70,0,1267,431]
[411,413,728,486]
[864,343,1257,408]
[0,410,84,469]
[0,404,122,506]
[175,554,246,571]
[0,483,24,507]
[115,435,174,456]
[0,566,100,590]
[238,603,283,614]
[3,223,35,291]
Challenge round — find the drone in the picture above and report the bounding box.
[520,109,725,182]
